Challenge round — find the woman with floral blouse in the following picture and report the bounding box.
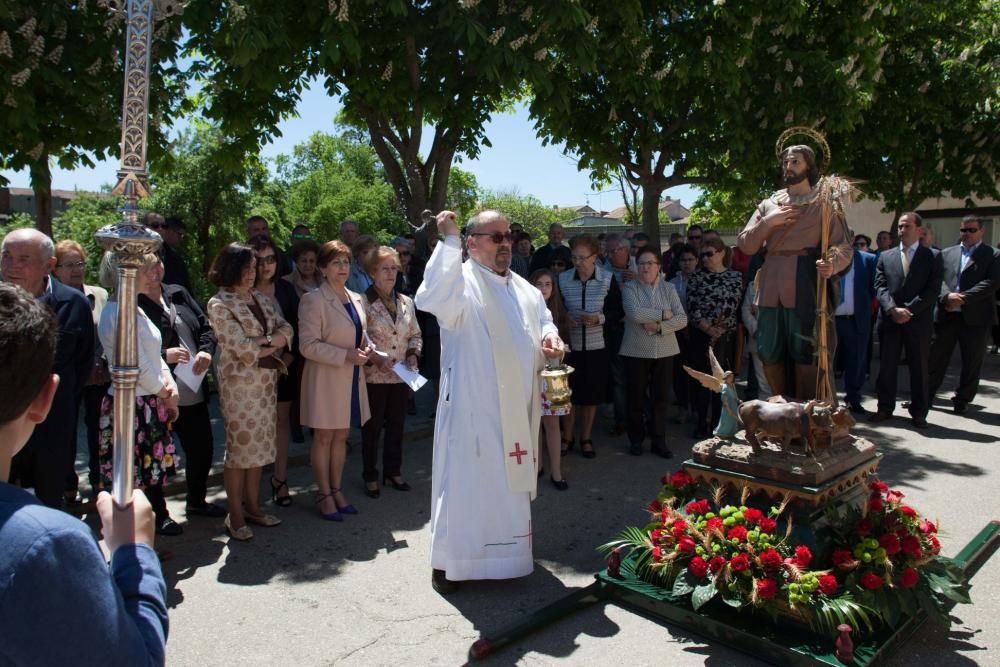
[686,236,744,438]
[361,246,422,498]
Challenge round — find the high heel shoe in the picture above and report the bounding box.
[580,439,596,459]
[331,488,358,515]
[365,481,381,499]
[560,439,575,456]
[383,475,411,492]
[315,492,343,522]
[550,475,569,491]
[270,476,293,507]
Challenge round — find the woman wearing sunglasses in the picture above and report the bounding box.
[686,236,743,438]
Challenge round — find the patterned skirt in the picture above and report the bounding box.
[98,394,178,489]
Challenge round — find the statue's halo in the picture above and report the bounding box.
[775,126,830,168]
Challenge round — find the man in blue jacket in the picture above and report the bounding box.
[834,243,878,414]
[1,228,93,508]
[0,282,169,665]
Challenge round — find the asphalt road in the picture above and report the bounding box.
[80,348,1000,666]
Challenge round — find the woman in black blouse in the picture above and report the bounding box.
[137,256,223,522]
[251,235,300,507]
[686,236,744,438]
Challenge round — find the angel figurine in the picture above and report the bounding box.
[684,347,742,438]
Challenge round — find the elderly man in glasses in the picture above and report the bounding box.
[416,209,564,594]
[737,145,853,399]
[926,215,1000,414]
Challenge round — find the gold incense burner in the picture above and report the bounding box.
[540,362,574,412]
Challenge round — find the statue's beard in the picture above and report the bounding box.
[783,170,808,186]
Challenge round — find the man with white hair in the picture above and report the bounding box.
[416,209,565,593]
[1,228,93,508]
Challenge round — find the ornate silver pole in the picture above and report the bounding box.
[96,0,181,506]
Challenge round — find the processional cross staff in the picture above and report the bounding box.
[96,0,181,506]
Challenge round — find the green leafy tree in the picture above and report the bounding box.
[444,166,482,224]
[0,3,184,234]
[836,0,1000,234]
[142,124,271,302]
[50,192,123,283]
[478,188,574,240]
[276,131,405,242]
[182,0,589,252]
[530,2,890,248]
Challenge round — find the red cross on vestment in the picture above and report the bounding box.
[508,442,528,464]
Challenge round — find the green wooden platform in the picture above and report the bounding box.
[469,521,1000,665]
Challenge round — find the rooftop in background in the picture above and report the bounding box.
[0,187,109,223]
[563,196,691,227]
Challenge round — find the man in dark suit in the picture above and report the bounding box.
[528,222,572,274]
[835,246,878,414]
[1,228,94,508]
[871,212,943,428]
[927,215,1000,413]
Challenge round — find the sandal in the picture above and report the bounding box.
[331,487,358,515]
[580,439,596,459]
[270,476,292,507]
[560,439,575,456]
[315,492,343,522]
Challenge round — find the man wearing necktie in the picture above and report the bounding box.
[927,215,1000,414]
[833,245,877,414]
[871,213,944,428]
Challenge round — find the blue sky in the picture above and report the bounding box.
[2,81,700,211]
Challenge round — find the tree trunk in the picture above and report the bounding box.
[29,154,53,237]
[641,183,663,251]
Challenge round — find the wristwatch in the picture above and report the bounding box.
[266,334,272,346]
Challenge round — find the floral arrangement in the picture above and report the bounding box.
[600,471,970,636]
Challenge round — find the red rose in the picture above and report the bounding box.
[878,533,901,555]
[794,546,813,568]
[869,497,884,512]
[901,535,923,558]
[731,553,750,572]
[900,567,919,588]
[919,519,938,534]
[743,508,764,524]
[670,470,695,489]
[709,556,727,573]
[856,518,873,537]
[758,518,777,534]
[819,575,839,595]
[870,480,888,493]
[651,528,663,543]
[831,549,857,571]
[647,500,663,514]
[860,572,883,590]
[756,577,778,599]
[899,505,917,518]
[689,556,709,578]
[705,517,724,533]
[928,534,941,555]
[727,526,748,543]
[671,520,689,538]
[886,489,904,504]
[759,548,783,571]
[677,536,697,553]
[652,546,663,562]
[686,499,711,516]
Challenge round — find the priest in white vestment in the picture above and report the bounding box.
[415,210,564,593]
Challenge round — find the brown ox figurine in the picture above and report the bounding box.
[739,399,835,456]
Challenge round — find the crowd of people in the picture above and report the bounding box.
[1,205,997,527]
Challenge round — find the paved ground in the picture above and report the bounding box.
[74,348,1000,666]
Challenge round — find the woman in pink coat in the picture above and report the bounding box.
[299,240,375,521]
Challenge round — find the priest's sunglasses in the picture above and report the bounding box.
[470,231,514,244]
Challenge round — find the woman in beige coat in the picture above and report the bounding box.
[299,240,375,521]
[207,243,294,541]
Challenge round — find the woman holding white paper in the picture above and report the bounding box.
[137,256,223,520]
[361,247,422,498]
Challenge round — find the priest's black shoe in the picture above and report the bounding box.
[432,569,459,595]
[912,417,929,429]
[848,402,868,415]
[952,400,968,415]
[869,411,892,423]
